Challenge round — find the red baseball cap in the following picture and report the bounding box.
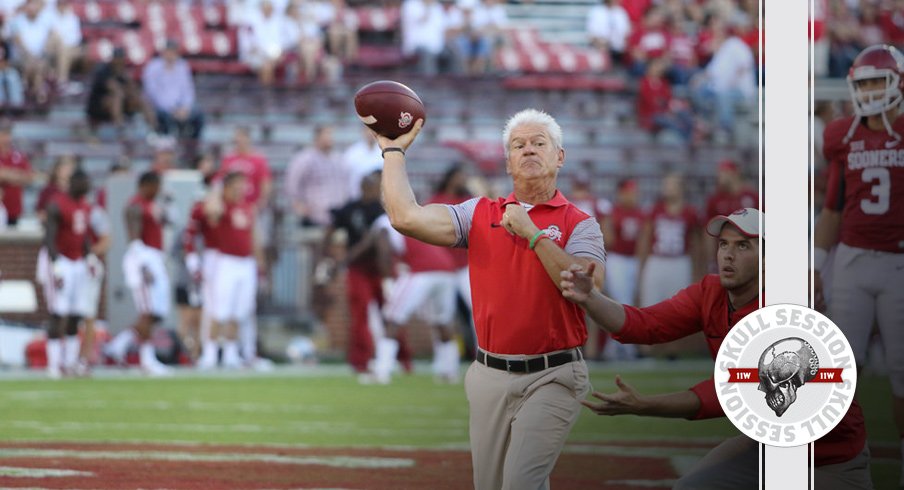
[706,207,763,238]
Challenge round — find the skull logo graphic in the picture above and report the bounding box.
[757,338,819,417]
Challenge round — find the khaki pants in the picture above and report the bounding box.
[464,357,590,490]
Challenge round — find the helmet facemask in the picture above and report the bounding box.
[847,69,903,117]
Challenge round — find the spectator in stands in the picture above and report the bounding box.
[694,13,726,67]
[284,0,325,84]
[322,0,358,64]
[9,0,51,104]
[482,0,509,47]
[142,39,205,144]
[241,0,290,86]
[859,1,885,48]
[284,124,348,227]
[637,56,694,143]
[85,47,157,139]
[45,0,83,95]
[690,26,755,143]
[220,126,272,211]
[343,127,382,200]
[447,0,494,75]
[827,0,863,78]
[35,154,76,222]
[586,0,631,65]
[880,0,904,45]
[0,40,25,113]
[664,15,697,86]
[0,121,32,227]
[626,7,668,77]
[401,0,447,76]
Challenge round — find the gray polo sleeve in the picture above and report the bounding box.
[444,197,480,248]
[564,217,606,263]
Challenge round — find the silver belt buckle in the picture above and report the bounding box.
[505,359,512,373]
[543,354,549,370]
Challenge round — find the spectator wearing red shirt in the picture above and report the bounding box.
[626,7,669,77]
[637,56,694,142]
[0,122,33,226]
[598,178,643,361]
[636,173,700,308]
[560,208,872,489]
[219,126,272,211]
[664,16,698,86]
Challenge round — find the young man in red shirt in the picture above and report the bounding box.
[199,172,259,369]
[43,170,92,378]
[562,208,872,489]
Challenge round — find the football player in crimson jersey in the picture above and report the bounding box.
[814,43,904,486]
[563,209,873,489]
[43,170,93,378]
[122,171,172,376]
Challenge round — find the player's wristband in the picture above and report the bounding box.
[814,248,829,273]
[529,230,548,250]
[381,147,405,158]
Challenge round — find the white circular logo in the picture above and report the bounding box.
[714,304,856,447]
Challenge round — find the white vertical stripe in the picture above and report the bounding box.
[764,0,810,487]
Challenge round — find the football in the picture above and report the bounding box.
[354,80,426,139]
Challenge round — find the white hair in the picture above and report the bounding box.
[502,109,563,158]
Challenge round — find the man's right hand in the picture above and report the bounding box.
[581,375,647,416]
[560,262,596,305]
[370,119,424,153]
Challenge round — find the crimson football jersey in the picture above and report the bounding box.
[216,201,255,257]
[607,204,645,256]
[183,201,219,253]
[52,193,91,260]
[823,116,904,252]
[647,201,700,257]
[128,195,164,250]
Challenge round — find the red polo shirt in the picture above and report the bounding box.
[467,191,596,355]
[613,275,866,467]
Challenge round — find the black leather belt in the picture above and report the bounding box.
[477,348,582,374]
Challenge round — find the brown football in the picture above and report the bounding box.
[354,80,426,139]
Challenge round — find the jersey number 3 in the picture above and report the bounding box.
[860,167,890,215]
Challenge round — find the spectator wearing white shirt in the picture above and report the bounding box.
[447,0,494,75]
[10,0,51,103]
[45,0,82,93]
[320,0,358,64]
[691,30,755,142]
[586,0,631,65]
[142,39,204,141]
[401,0,447,76]
[240,0,291,86]
[283,0,324,83]
[343,127,382,200]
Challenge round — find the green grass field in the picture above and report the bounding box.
[0,360,897,487]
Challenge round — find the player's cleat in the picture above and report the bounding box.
[141,359,173,377]
[72,360,91,378]
[46,365,62,380]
